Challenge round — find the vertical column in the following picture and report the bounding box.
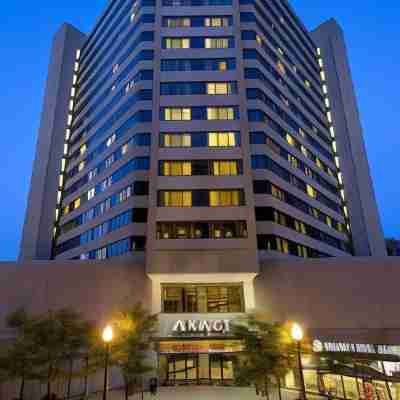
[312,19,387,256]
[19,24,86,260]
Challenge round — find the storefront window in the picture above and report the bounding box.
[343,376,359,399]
[162,284,244,313]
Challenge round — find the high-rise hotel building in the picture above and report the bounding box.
[20,0,387,264]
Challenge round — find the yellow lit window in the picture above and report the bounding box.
[306,184,317,199]
[288,155,298,169]
[165,38,190,49]
[205,38,229,49]
[316,158,322,169]
[304,79,311,88]
[163,161,192,176]
[208,132,236,147]
[74,198,81,209]
[78,161,85,172]
[205,17,229,27]
[295,220,306,234]
[64,205,70,215]
[207,107,234,120]
[80,144,87,155]
[163,134,191,147]
[209,190,240,206]
[276,237,289,254]
[218,61,227,71]
[213,161,238,176]
[207,82,230,95]
[163,191,192,207]
[164,108,191,121]
[326,215,332,228]
[297,245,308,258]
[277,61,286,76]
[286,133,295,146]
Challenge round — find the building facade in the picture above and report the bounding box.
[21,0,386,263]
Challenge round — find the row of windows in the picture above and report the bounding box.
[65,133,150,197]
[240,9,320,89]
[79,0,134,74]
[162,284,244,314]
[56,209,148,255]
[69,108,152,163]
[157,221,248,240]
[242,30,323,106]
[160,81,238,96]
[159,160,242,176]
[63,157,150,216]
[77,30,154,106]
[78,236,146,260]
[248,109,333,162]
[160,58,235,72]
[255,207,349,252]
[257,234,328,258]
[163,37,234,49]
[162,0,232,6]
[244,68,327,135]
[251,155,340,213]
[163,16,233,28]
[160,131,240,148]
[161,107,239,121]
[68,132,150,177]
[158,189,245,207]
[243,48,325,122]
[250,131,335,179]
[247,87,331,148]
[73,69,153,133]
[251,136,338,196]
[59,182,149,236]
[253,180,346,234]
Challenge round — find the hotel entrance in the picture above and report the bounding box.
[158,339,242,386]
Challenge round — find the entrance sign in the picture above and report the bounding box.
[172,319,230,334]
[313,340,400,357]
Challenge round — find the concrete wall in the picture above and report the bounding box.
[312,20,387,257]
[20,24,86,261]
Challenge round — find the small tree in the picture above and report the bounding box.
[233,315,297,399]
[109,303,158,400]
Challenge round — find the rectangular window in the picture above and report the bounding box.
[205,38,230,49]
[162,161,192,176]
[161,191,192,207]
[207,107,235,120]
[204,17,230,27]
[164,108,192,121]
[162,133,192,147]
[306,184,317,199]
[212,161,239,176]
[165,17,191,27]
[206,82,234,95]
[208,132,237,147]
[165,37,190,49]
[162,284,244,313]
[209,190,241,206]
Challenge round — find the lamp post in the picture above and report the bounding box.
[102,325,113,400]
[291,323,307,400]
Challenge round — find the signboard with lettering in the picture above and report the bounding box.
[172,319,231,334]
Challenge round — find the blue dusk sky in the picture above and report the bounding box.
[0,1,398,260]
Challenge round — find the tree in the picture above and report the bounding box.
[108,303,158,400]
[232,315,297,400]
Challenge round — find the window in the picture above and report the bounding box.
[295,220,307,234]
[276,237,289,254]
[205,38,229,49]
[212,161,239,176]
[162,133,192,147]
[162,284,244,313]
[161,191,192,207]
[207,107,235,120]
[206,82,235,95]
[162,161,192,176]
[166,17,191,27]
[271,185,285,201]
[286,133,295,146]
[306,184,317,199]
[209,190,241,206]
[204,17,230,27]
[208,132,237,147]
[164,108,192,121]
[165,38,190,49]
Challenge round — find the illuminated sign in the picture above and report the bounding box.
[313,340,400,357]
[172,319,230,334]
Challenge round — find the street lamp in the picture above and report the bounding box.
[102,325,113,400]
[291,323,307,400]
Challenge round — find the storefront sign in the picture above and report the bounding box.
[159,339,243,354]
[172,319,230,334]
[313,339,400,357]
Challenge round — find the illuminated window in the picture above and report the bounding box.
[78,161,85,172]
[205,38,229,49]
[163,133,191,147]
[163,161,192,176]
[286,133,295,147]
[74,198,81,209]
[276,237,289,254]
[295,220,306,234]
[218,61,227,71]
[80,144,87,155]
[326,215,332,228]
[209,190,241,206]
[304,79,311,88]
[164,108,192,121]
[316,158,322,169]
[204,17,229,27]
[88,188,95,200]
[301,145,308,158]
[306,184,317,199]
[207,107,235,120]
[288,155,298,169]
[297,245,308,258]
[271,185,285,201]
[208,132,236,147]
[212,161,238,176]
[162,191,192,207]
[165,38,190,49]
[207,82,232,95]
[277,61,286,75]
[167,17,191,27]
